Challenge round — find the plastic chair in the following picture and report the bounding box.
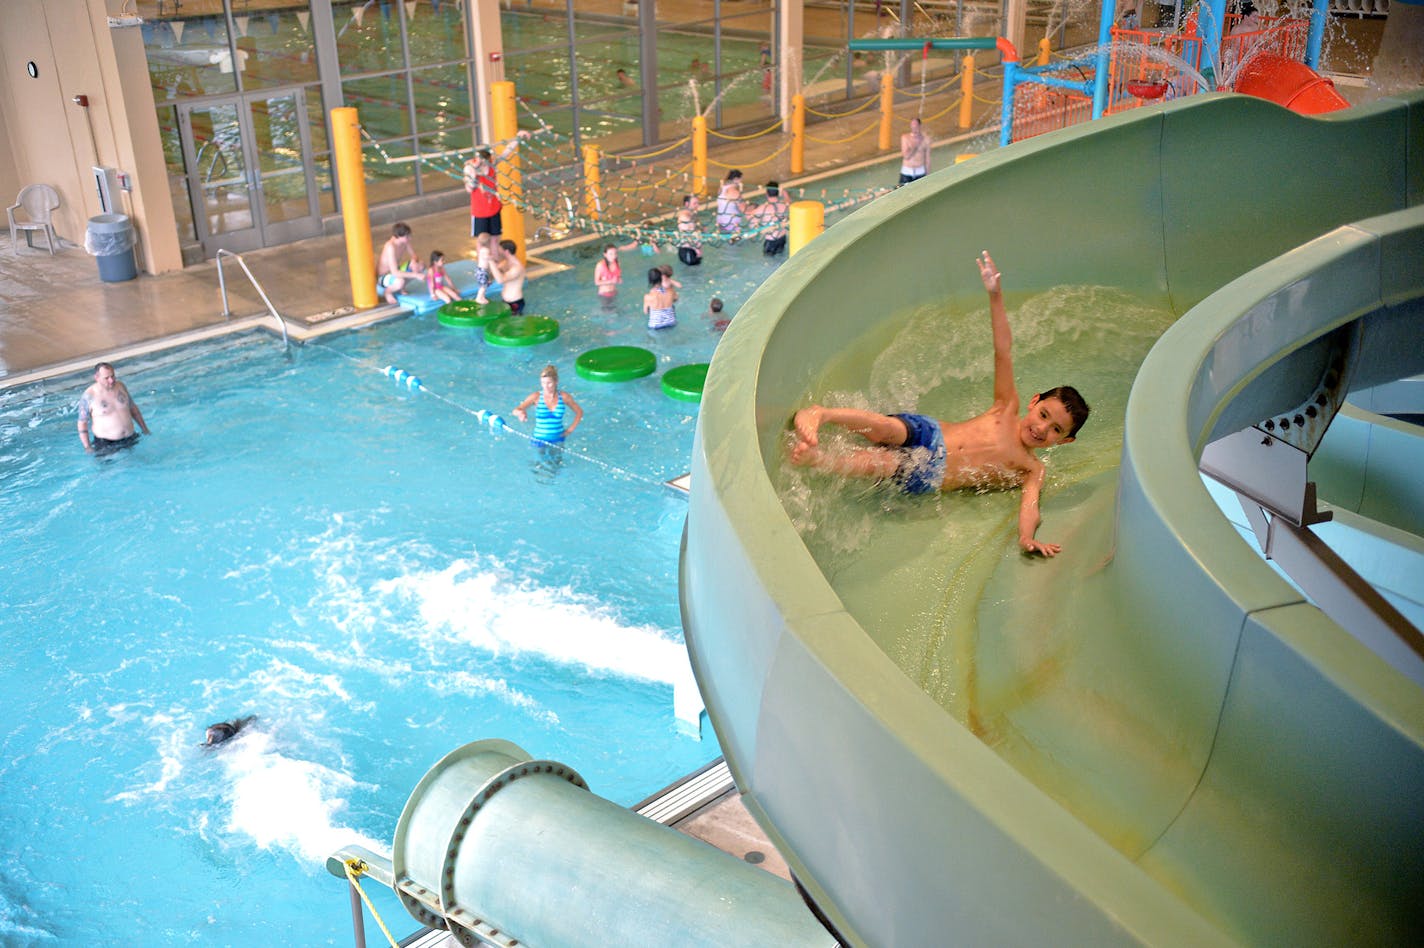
[7,184,61,255]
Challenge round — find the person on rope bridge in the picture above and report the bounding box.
[677,194,703,265]
[462,129,532,239]
[716,169,745,236]
[752,181,790,256]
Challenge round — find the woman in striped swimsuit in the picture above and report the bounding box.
[513,365,584,454]
[643,267,678,330]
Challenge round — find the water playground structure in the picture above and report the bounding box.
[344,0,1359,272]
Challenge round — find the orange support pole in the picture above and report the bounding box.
[490,80,526,264]
[330,106,377,309]
[583,144,602,222]
[788,200,823,256]
[692,115,709,197]
[959,54,975,130]
[878,71,895,151]
[790,94,806,175]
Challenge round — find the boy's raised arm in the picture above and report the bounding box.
[977,251,1018,411]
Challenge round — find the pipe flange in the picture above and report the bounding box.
[438,760,588,916]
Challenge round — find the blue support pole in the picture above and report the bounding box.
[1201,0,1228,84]
[1305,0,1328,70]
[1000,60,1018,147]
[1091,0,1116,118]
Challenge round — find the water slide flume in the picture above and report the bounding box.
[682,90,1424,944]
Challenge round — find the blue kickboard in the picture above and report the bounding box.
[383,258,502,315]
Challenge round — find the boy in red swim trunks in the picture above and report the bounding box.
[790,251,1090,556]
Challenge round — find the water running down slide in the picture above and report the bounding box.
[682,90,1424,945]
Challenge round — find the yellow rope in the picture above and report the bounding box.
[805,118,881,145]
[706,118,784,141]
[805,96,877,118]
[972,92,1002,105]
[921,94,965,123]
[604,135,692,160]
[343,860,400,948]
[892,71,963,101]
[706,137,794,170]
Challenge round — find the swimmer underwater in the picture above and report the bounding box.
[790,251,1090,556]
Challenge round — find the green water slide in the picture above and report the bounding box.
[681,91,1424,945]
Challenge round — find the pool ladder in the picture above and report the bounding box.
[215,249,291,350]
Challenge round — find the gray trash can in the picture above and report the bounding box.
[85,214,138,283]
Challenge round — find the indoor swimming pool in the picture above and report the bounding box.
[0,235,798,942]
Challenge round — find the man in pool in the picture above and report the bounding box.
[77,361,151,455]
[201,715,255,749]
[790,251,1090,557]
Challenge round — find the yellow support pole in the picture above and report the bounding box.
[790,93,806,175]
[877,71,894,151]
[583,144,602,223]
[959,54,975,130]
[331,106,377,309]
[490,80,526,264]
[788,200,823,256]
[1038,38,1051,66]
[692,115,709,198]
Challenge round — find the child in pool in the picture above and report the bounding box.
[789,251,1090,557]
[473,233,493,305]
[425,250,461,304]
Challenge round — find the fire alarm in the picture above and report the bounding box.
[489,51,502,62]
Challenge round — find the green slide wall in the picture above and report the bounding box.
[682,90,1424,945]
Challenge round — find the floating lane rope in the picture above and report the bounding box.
[383,365,424,391]
[316,344,676,490]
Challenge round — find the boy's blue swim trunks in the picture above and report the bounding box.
[889,413,947,494]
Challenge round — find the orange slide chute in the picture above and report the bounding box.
[1234,53,1350,114]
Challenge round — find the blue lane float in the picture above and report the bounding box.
[383,365,424,391]
[473,409,508,432]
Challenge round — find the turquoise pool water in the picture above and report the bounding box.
[0,227,824,944]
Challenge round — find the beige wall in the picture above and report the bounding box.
[0,84,19,203]
[0,0,181,273]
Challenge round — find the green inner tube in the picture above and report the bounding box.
[576,346,657,383]
[438,299,511,328]
[661,363,709,402]
[484,315,560,347]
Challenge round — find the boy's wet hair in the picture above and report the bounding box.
[1037,386,1091,437]
[499,239,517,254]
[392,221,411,238]
[658,263,674,277]
[765,181,779,197]
[709,297,724,313]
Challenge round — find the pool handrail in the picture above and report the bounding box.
[215,248,291,350]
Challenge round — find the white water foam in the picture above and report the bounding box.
[216,729,386,867]
[376,559,688,687]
